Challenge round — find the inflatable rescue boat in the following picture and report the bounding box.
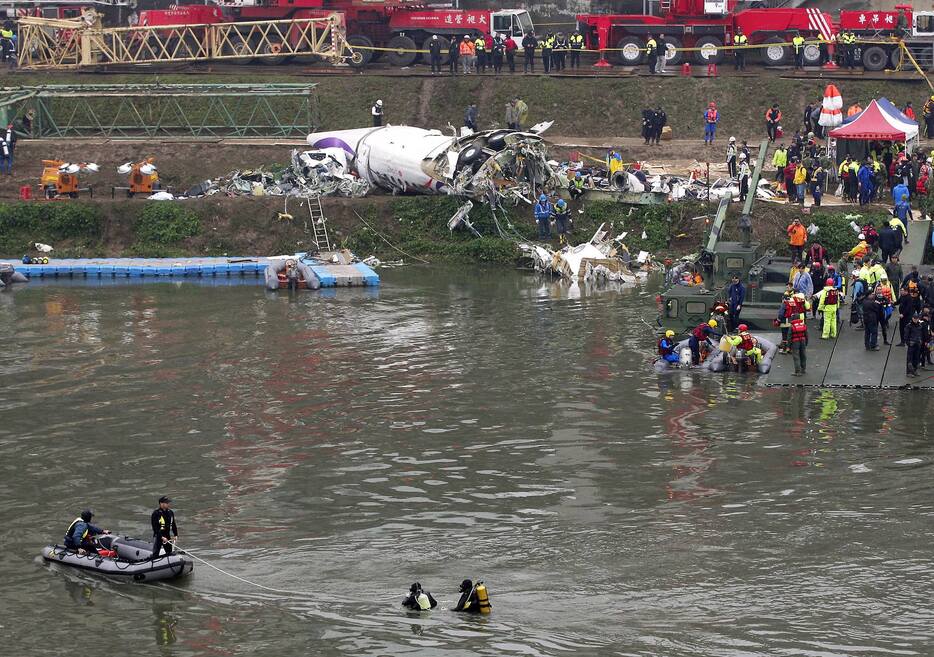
[264,258,321,291]
[41,535,193,582]
[0,262,28,288]
[654,335,778,374]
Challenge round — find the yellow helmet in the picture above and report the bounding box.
[665,329,675,338]
[708,319,718,328]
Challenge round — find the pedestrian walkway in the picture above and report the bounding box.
[766,219,932,389]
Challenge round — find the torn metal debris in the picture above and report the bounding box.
[554,159,777,204]
[157,148,370,200]
[306,123,562,207]
[519,223,656,284]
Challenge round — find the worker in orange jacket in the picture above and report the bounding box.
[459,35,476,75]
[787,216,807,263]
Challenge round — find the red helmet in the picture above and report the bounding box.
[738,324,749,332]
[826,278,834,286]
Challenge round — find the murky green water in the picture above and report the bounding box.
[2,267,934,656]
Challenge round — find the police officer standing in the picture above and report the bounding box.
[792,31,805,70]
[733,28,747,70]
[569,30,584,69]
[541,32,553,73]
[151,496,179,559]
[474,33,487,73]
[553,31,568,71]
[522,31,537,73]
[645,34,657,75]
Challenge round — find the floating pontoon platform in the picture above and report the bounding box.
[766,220,931,390]
[10,256,379,287]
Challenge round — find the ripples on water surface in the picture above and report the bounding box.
[1,268,934,656]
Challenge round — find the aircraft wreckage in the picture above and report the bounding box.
[306,123,560,207]
[306,123,653,284]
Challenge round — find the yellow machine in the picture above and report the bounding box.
[41,160,97,199]
[118,157,160,197]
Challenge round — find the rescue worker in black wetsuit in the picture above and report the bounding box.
[151,496,178,559]
[401,582,438,610]
[453,579,481,612]
[64,509,109,554]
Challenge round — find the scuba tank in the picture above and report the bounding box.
[475,582,492,614]
[415,592,431,610]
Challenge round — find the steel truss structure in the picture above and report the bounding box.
[17,12,355,69]
[0,84,320,138]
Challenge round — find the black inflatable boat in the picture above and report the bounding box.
[42,535,193,582]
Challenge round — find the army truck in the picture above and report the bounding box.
[657,140,795,334]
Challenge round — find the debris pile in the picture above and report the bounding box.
[555,159,778,203]
[519,223,655,284]
[160,148,370,200]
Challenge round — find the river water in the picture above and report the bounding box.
[2,267,934,656]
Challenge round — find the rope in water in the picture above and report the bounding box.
[352,209,431,264]
[174,544,317,598]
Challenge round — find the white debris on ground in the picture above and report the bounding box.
[519,223,656,284]
[554,158,778,203]
[156,148,371,201]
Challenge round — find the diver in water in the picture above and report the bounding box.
[452,579,492,613]
[401,582,437,611]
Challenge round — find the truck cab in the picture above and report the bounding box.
[491,9,533,38]
[912,10,934,37]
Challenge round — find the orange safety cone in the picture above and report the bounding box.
[707,63,718,77]
[19,185,31,200]
[680,62,691,76]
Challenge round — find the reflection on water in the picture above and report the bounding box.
[2,267,933,656]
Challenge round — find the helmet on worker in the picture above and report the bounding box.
[665,329,675,338]
[825,278,834,287]
[708,319,718,328]
[738,324,748,332]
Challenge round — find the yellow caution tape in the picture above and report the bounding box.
[348,37,896,55]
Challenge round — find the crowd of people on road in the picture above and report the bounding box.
[780,215,933,377]
[703,94,933,212]
[440,30,586,76]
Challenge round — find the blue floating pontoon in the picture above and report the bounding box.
[10,256,380,288]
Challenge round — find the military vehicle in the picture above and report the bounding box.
[657,141,793,334]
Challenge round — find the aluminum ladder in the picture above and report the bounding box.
[308,196,331,253]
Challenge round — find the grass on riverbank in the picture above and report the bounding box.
[6,70,928,141]
[0,194,914,266]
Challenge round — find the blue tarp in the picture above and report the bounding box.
[843,97,918,128]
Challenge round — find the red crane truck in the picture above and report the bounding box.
[138,1,535,67]
[838,5,934,71]
[577,0,934,71]
[576,0,835,68]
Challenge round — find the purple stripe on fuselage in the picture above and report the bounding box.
[308,137,356,155]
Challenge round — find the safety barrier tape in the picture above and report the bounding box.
[349,37,901,55]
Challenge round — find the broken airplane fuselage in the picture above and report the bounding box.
[306,124,559,204]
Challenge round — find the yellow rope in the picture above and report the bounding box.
[351,37,897,55]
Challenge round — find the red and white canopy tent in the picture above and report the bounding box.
[829,99,919,162]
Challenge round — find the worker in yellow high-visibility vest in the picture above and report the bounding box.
[792,31,806,70]
[733,28,747,71]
